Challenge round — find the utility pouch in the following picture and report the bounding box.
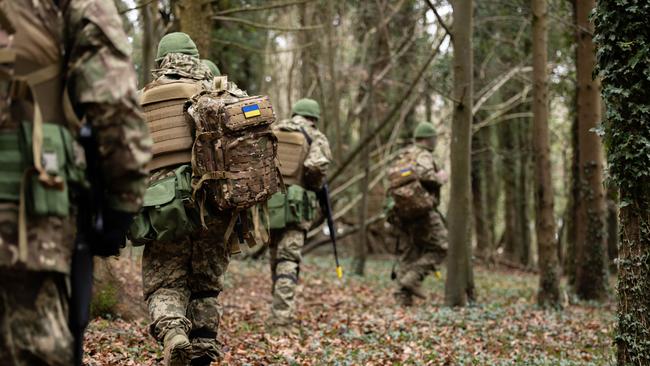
[268,184,316,230]
[129,165,198,245]
[20,122,85,217]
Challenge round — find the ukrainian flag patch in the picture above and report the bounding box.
[400,168,412,177]
[242,104,261,118]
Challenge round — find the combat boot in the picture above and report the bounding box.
[397,271,427,299]
[163,328,191,366]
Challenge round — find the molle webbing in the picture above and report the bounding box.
[0,131,23,201]
[274,130,308,186]
[141,81,200,171]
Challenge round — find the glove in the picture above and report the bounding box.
[92,208,134,257]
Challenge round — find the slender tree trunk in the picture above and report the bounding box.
[472,128,492,259]
[531,0,561,308]
[445,0,475,307]
[573,0,608,301]
[325,0,342,163]
[518,117,532,267]
[177,0,213,58]
[565,112,579,285]
[140,1,155,86]
[501,117,522,264]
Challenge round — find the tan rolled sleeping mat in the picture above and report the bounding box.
[274,129,309,186]
[141,81,201,171]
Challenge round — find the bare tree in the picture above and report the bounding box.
[445,0,475,307]
[573,0,607,301]
[531,0,561,308]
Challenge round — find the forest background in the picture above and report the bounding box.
[84,0,641,364]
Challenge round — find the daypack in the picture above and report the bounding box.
[387,149,434,219]
[135,75,281,246]
[189,80,281,214]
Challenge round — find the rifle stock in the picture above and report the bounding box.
[316,182,343,278]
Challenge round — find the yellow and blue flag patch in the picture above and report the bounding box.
[242,104,261,118]
[400,168,412,177]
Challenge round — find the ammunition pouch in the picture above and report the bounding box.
[129,165,199,245]
[268,184,316,230]
[0,121,86,217]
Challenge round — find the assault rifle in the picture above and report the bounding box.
[316,182,343,279]
[69,123,101,366]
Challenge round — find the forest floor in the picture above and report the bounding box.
[84,253,615,366]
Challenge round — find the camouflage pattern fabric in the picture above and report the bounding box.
[0,269,73,366]
[0,2,149,364]
[274,115,332,191]
[0,0,151,272]
[268,115,331,325]
[268,228,304,325]
[391,144,448,306]
[152,53,213,84]
[143,214,232,362]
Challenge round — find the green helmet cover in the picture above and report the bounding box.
[201,59,221,76]
[156,32,199,61]
[414,121,436,139]
[291,98,320,120]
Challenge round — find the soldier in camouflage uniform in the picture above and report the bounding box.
[0,1,151,365]
[141,33,236,366]
[267,98,332,327]
[390,122,448,307]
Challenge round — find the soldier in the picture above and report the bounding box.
[140,33,235,366]
[0,1,151,365]
[388,121,448,307]
[267,98,332,328]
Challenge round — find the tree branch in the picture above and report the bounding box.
[214,0,314,16]
[213,39,316,54]
[424,0,452,38]
[213,15,323,31]
[329,33,449,183]
[119,0,157,15]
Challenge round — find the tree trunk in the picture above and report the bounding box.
[471,128,492,259]
[177,0,213,58]
[501,116,523,264]
[444,0,475,307]
[573,0,608,301]
[140,1,155,86]
[517,117,532,267]
[531,0,560,308]
[594,1,650,361]
[565,112,579,286]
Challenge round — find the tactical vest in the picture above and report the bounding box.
[141,80,201,171]
[274,129,309,186]
[0,1,86,266]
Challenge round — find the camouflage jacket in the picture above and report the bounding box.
[0,0,151,272]
[274,115,332,191]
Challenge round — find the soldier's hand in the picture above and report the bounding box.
[93,209,133,257]
[435,170,449,184]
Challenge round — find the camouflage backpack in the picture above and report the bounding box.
[189,76,281,214]
[387,149,434,220]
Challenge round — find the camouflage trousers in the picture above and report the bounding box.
[393,210,448,306]
[142,215,231,363]
[0,269,73,366]
[268,228,304,325]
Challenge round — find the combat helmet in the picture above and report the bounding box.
[291,98,320,121]
[202,59,221,76]
[156,32,199,61]
[413,121,436,139]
